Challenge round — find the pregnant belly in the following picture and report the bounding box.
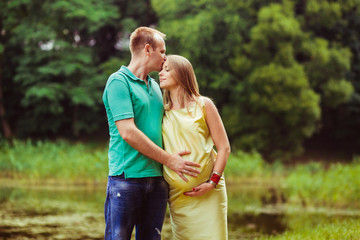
[163,160,214,192]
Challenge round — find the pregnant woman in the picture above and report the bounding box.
[159,55,231,240]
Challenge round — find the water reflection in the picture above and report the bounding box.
[229,212,286,235]
[0,185,106,240]
[0,182,358,240]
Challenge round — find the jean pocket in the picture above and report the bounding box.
[109,177,136,196]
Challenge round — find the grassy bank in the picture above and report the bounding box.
[1,140,360,208]
[1,140,360,239]
[0,140,108,183]
[285,160,360,208]
[259,218,360,240]
[225,151,360,209]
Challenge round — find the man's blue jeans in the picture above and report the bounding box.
[104,174,169,240]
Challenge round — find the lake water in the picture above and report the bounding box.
[0,180,358,239]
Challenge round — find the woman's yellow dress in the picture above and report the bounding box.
[162,99,228,240]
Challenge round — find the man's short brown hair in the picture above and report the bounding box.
[129,27,166,53]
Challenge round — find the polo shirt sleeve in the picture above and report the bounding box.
[107,79,134,121]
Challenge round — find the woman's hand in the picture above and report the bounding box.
[183,182,215,197]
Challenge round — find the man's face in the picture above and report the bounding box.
[149,37,166,72]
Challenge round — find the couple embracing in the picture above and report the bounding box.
[102,26,230,240]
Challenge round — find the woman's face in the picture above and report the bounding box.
[159,61,179,91]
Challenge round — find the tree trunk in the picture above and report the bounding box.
[0,14,13,143]
[73,105,79,137]
[0,73,13,140]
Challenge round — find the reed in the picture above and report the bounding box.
[225,151,360,209]
[1,140,360,208]
[259,218,360,240]
[284,159,360,208]
[0,139,108,183]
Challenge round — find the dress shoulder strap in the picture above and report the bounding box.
[197,96,206,120]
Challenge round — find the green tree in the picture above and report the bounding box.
[1,0,119,138]
[297,0,360,147]
[0,0,158,139]
[152,0,355,160]
[227,3,324,160]
[152,0,247,105]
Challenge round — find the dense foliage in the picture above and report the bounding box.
[1,0,359,160]
[0,0,156,138]
[152,0,358,160]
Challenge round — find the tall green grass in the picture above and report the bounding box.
[225,151,267,178]
[0,140,108,183]
[284,159,360,208]
[259,218,360,240]
[1,140,360,208]
[225,151,360,208]
[225,150,284,180]
[2,140,359,239]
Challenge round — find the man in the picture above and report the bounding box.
[102,27,201,240]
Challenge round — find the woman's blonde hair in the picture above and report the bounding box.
[163,55,201,111]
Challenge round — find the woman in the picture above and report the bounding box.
[159,55,231,240]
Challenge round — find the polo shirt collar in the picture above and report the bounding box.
[119,66,152,83]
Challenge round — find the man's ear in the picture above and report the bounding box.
[144,44,151,56]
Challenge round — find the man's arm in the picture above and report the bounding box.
[116,118,200,181]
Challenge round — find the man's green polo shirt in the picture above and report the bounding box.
[102,66,164,178]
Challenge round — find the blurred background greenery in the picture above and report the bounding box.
[1,0,359,161]
[1,1,360,239]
